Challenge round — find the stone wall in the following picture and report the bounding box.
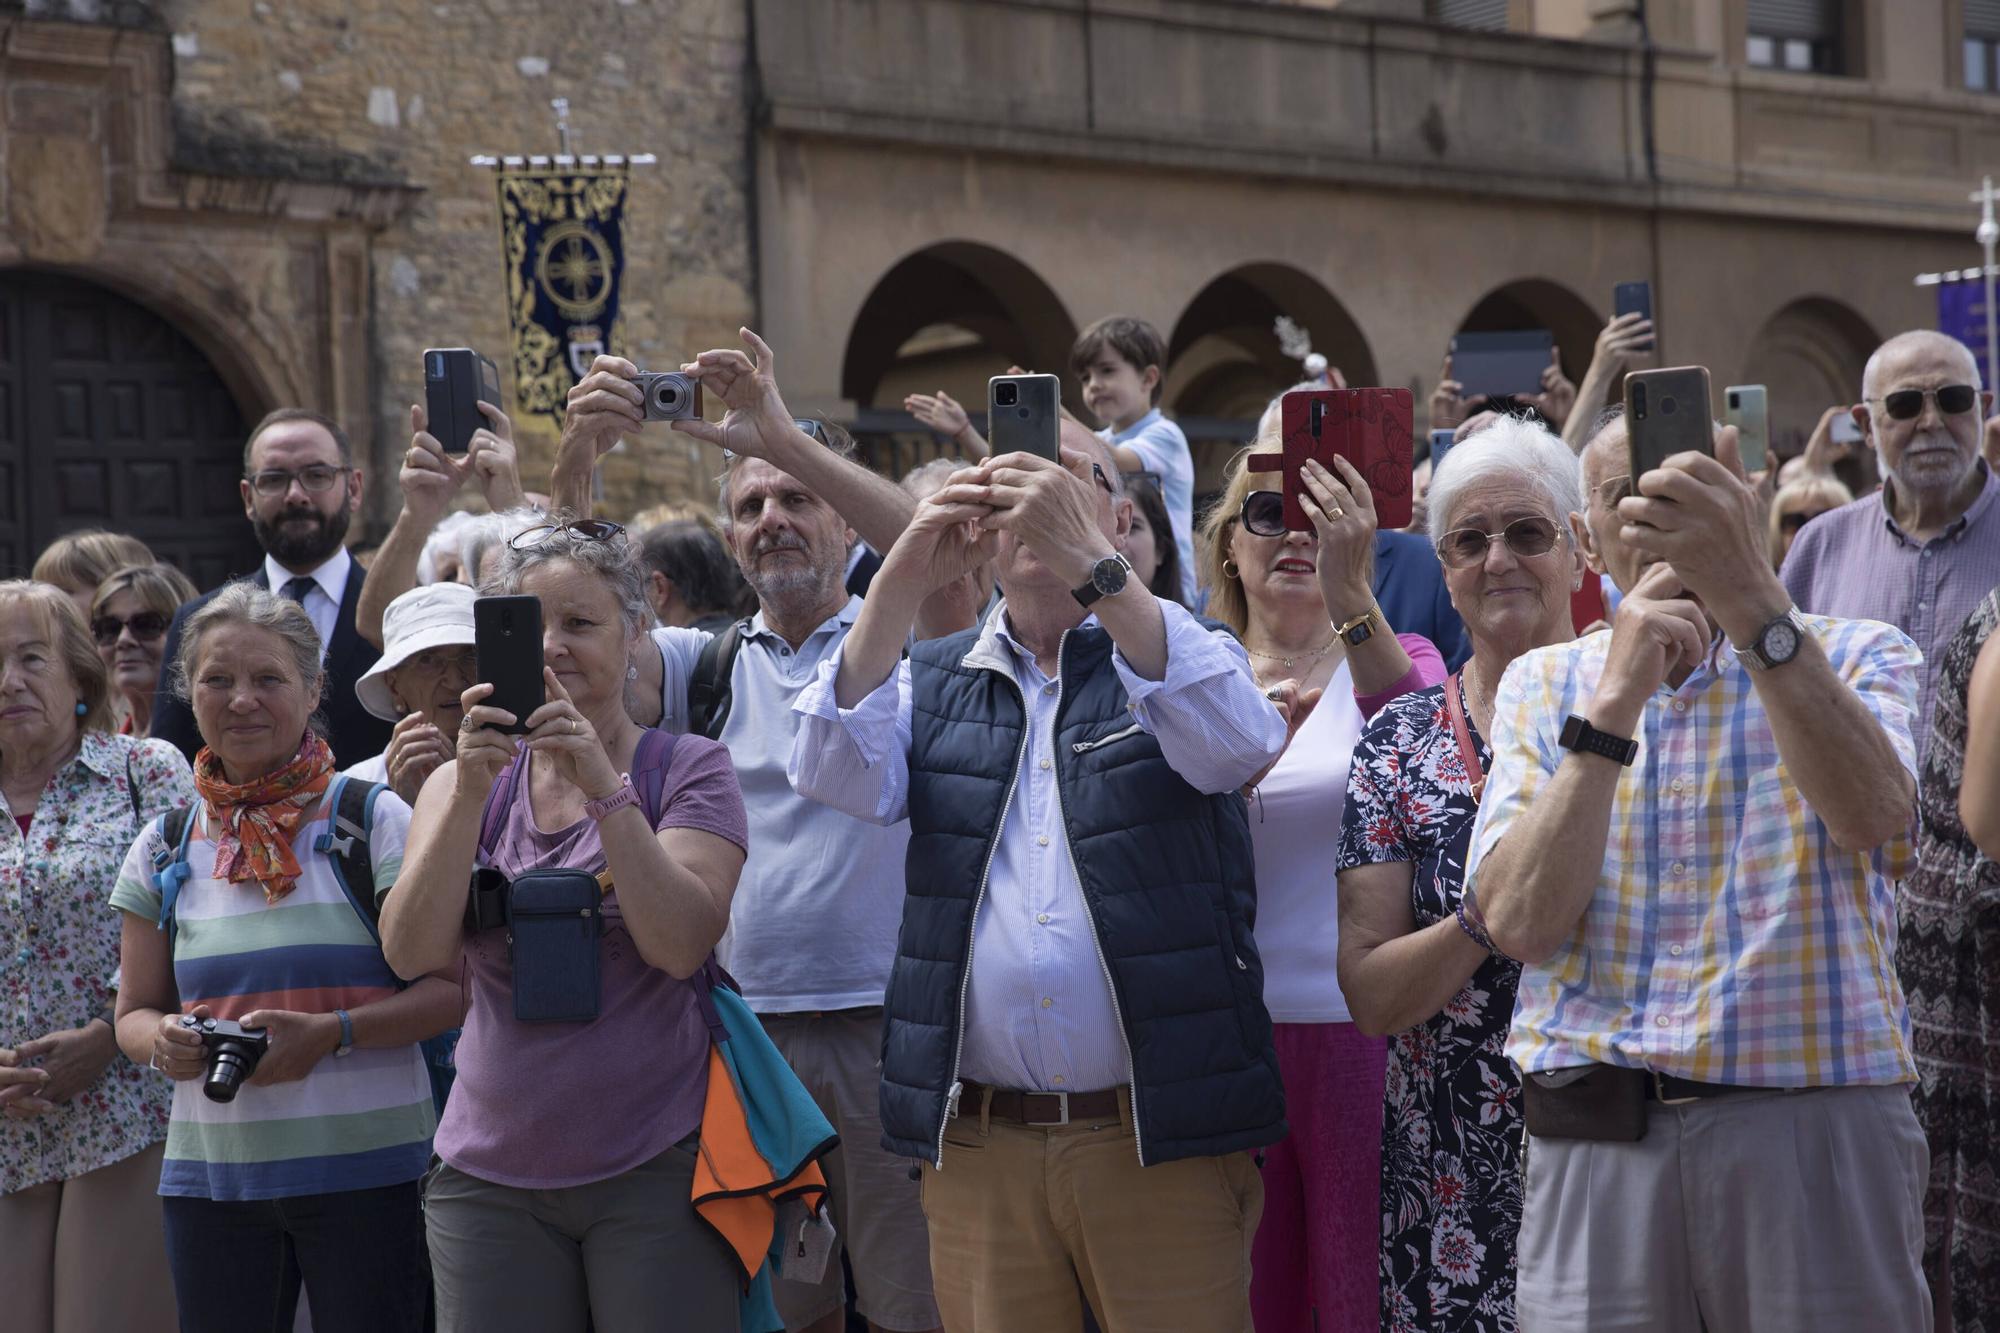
[160,0,757,529]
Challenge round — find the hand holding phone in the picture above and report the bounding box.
[987,374,1061,462]
[424,348,504,454]
[1613,282,1655,352]
[1250,388,1413,531]
[1624,366,1714,478]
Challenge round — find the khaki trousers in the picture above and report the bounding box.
[919,1087,1262,1333]
[0,1139,176,1333]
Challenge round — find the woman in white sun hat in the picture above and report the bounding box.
[349,583,479,804]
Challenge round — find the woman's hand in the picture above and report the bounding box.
[521,668,622,801]
[401,405,473,529]
[466,400,525,511]
[1430,357,1466,431]
[150,1006,211,1084]
[237,1009,340,1086]
[1299,456,1378,620]
[451,682,520,801]
[0,1021,120,1117]
[1536,352,1577,429]
[1593,311,1655,372]
[385,711,453,806]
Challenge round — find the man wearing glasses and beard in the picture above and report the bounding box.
[1782,330,2000,760]
[147,408,393,768]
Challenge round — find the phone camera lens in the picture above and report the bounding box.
[427,353,445,378]
[1631,384,1648,419]
[995,382,1019,407]
[1728,392,1740,409]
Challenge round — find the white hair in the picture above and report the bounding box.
[1427,415,1586,546]
[416,510,478,586]
[458,506,546,586]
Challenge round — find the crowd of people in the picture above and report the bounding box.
[0,299,1995,1333]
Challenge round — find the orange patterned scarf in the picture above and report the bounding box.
[193,731,336,905]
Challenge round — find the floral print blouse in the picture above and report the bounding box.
[0,731,194,1194]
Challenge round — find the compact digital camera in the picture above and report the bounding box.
[633,371,703,421]
[180,1015,271,1104]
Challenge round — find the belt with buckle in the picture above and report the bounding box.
[1646,1071,1787,1105]
[954,1080,1123,1127]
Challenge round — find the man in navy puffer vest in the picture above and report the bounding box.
[790,424,1291,1332]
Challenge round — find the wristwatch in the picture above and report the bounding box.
[1735,607,1807,672]
[333,1008,354,1059]
[1334,604,1383,647]
[585,775,641,822]
[1071,553,1133,609]
[1559,715,1639,766]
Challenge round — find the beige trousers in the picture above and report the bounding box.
[0,1139,176,1333]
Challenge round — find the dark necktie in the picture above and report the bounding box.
[280,576,316,605]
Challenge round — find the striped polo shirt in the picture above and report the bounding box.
[109,789,436,1201]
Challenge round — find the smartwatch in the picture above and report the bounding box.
[1071,553,1133,609]
[585,775,641,822]
[1559,714,1639,766]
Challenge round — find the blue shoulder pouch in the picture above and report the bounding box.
[505,868,603,1023]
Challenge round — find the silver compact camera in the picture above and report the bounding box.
[634,371,703,422]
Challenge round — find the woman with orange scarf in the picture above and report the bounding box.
[111,583,460,1333]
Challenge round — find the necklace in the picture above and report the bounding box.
[1246,634,1340,671]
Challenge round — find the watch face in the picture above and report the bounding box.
[1092,556,1129,597]
[1762,619,1801,664]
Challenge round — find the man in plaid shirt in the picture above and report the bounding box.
[1463,407,1931,1332]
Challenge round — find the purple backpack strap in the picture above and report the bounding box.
[630,726,678,825]
[476,751,526,856]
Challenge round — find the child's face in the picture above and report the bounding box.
[1079,348,1158,430]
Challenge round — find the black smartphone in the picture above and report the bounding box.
[424,347,502,454]
[1449,330,1554,401]
[987,373,1062,462]
[1614,281,1654,351]
[473,595,544,734]
[1625,366,1714,477]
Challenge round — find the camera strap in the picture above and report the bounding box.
[1442,672,1485,802]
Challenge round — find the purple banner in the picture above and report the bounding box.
[1936,278,1991,367]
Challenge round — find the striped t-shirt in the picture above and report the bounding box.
[109,788,436,1201]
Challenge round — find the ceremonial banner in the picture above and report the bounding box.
[497,167,628,428]
[1936,277,1991,369]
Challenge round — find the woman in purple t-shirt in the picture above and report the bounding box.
[382,519,750,1333]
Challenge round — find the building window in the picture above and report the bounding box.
[1969,1,2000,91]
[1745,0,1842,74]
[1426,0,1508,32]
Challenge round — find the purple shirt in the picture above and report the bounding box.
[434,734,749,1189]
[1782,463,2000,760]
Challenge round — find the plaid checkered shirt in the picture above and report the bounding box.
[1463,614,1922,1088]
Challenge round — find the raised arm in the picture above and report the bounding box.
[1562,313,1653,454]
[358,404,476,647]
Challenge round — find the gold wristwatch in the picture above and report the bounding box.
[1334,604,1383,646]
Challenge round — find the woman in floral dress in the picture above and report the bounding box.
[1335,418,1585,1331]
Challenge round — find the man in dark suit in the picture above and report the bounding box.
[152,408,391,768]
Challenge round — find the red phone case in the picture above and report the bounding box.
[1250,388,1414,532]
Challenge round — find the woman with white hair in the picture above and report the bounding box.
[1334,415,1586,1331]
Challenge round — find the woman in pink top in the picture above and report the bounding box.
[384,519,750,1333]
[1196,444,1443,1333]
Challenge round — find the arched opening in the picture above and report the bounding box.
[0,269,260,585]
[1456,277,1602,397]
[840,242,1077,478]
[1741,296,1880,459]
[1165,264,1377,495]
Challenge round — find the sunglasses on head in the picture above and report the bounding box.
[90,611,170,646]
[508,518,626,551]
[1435,516,1562,569]
[1870,384,1978,420]
[1239,490,1288,538]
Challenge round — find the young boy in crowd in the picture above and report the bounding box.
[1071,316,1198,603]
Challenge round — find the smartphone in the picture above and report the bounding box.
[424,348,503,454]
[1449,330,1555,401]
[473,595,544,734]
[1251,387,1414,531]
[1613,281,1655,351]
[987,373,1061,462]
[1625,366,1714,476]
[1429,427,1457,472]
[1830,411,1864,445]
[1723,385,1769,472]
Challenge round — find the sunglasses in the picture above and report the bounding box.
[1779,509,1833,533]
[1869,384,1978,420]
[1435,516,1563,569]
[508,518,626,551]
[1239,490,1287,538]
[90,611,171,646]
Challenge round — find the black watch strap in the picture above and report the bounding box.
[1559,714,1639,766]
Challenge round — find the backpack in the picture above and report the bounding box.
[686,619,746,741]
[147,775,459,1116]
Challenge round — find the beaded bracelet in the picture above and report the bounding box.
[1455,887,1509,960]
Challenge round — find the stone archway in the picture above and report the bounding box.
[1741,296,1880,458]
[1456,277,1603,390]
[0,270,261,584]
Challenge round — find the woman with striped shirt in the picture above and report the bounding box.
[111,583,459,1333]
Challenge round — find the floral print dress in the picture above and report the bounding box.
[1337,681,1523,1333]
[0,731,194,1194]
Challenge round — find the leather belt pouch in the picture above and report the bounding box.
[505,869,602,1023]
[1522,1065,1646,1142]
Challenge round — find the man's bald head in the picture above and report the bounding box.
[1862,330,1982,402]
[1578,407,1628,495]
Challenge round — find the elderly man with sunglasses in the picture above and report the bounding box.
[1783,329,2000,760]
[787,421,1288,1332]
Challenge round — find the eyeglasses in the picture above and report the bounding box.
[1779,509,1833,533]
[1595,475,1634,509]
[90,611,170,646]
[1868,384,1979,420]
[1091,462,1115,496]
[1435,516,1563,569]
[1239,490,1287,538]
[508,518,626,551]
[246,465,351,498]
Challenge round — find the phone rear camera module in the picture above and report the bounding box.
[994,382,1019,407]
[1727,392,1740,410]
[1631,383,1648,420]
[427,352,445,378]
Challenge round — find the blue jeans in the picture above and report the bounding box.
[161,1182,432,1333]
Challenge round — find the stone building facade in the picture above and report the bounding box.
[2,0,1997,572]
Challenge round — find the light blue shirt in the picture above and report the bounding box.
[653,598,911,1013]
[788,599,1284,1093]
[1103,409,1197,604]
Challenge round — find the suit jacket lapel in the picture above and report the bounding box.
[325,562,370,681]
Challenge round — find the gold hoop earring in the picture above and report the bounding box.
[1223,560,1239,580]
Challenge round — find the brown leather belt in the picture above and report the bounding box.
[954,1080,1124,1127]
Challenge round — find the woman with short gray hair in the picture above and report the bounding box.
[1335,415,1584,1330]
